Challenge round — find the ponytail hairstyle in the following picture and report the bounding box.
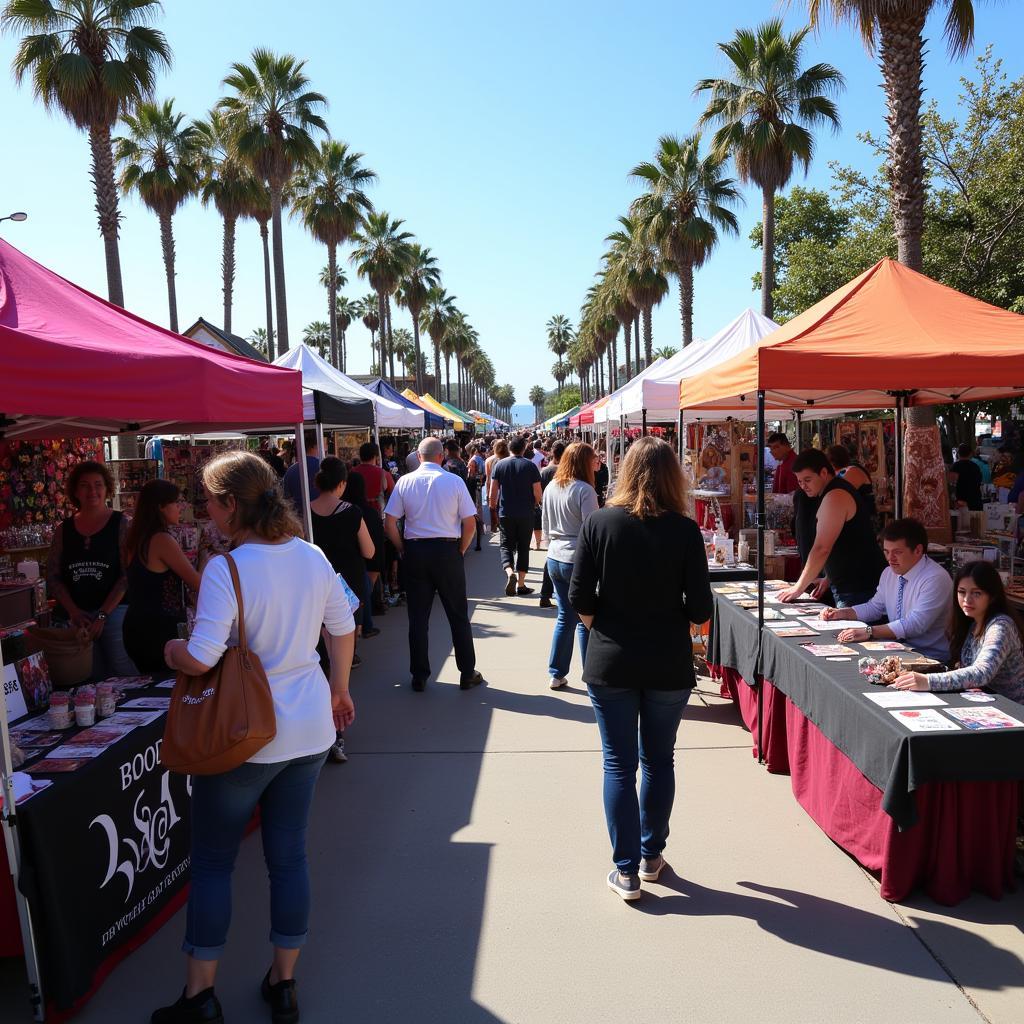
[202,451,303,544]
[314,456,348,494]
[126,479,181,561]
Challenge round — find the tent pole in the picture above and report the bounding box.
[642,409,647,437]
[1,647,46,1021]
[756,389,766,765]
[677,410,684,463]
[295,422,313,541]
[795,409,804,451]
[315,423,325,460]
[895,395,905,518]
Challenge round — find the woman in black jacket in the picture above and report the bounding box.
[569,436,713,901]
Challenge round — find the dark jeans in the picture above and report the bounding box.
[547,558,587,678]
[404,539,476,682]
[540,562,554,600]
[184,750,328,960]
[832,584,876,609]
[587,685,691,875]
[498,515,533,574]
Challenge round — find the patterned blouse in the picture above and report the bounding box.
[927,614,1024,703]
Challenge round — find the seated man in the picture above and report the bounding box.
[779,449,885,607]
[824,517,952,663]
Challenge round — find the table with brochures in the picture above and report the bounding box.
[707,583,1024,904]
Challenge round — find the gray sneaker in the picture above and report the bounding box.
[328,734,348,764]
[639,855,666,881]
[607,869,641,901]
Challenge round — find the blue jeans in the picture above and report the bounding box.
[56,604,138,681]
[184,750,328,960]
[587,685,691,875]
[547,558,588,679]
[831,585,876,609]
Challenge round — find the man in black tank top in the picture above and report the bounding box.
[779,449,886,607]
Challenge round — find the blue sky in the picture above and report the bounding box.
[1,1,1021,416]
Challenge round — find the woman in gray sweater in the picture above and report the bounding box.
[541,442,600,689]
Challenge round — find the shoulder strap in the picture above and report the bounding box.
[222,552,248,652]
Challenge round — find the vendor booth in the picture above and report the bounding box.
[407,392,465,431]
[366,378,446,431]
[0,238,303,1020]
[684,259,1024,904]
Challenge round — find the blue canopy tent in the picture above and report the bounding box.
[366,377,448,430]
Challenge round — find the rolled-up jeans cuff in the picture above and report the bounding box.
[181,939,225,961]
[270,929,308,950]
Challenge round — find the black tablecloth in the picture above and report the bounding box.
[708,565,758,583]
[14,686,191,1010]
[711,587,1024,829]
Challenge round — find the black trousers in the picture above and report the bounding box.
[404,539,476,682]
[499,515,533,573]
[540,561,554,600]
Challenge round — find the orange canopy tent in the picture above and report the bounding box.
[680,259,1024,415]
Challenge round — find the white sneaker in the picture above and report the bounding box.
[549,676,568,690]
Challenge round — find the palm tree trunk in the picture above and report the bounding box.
[623,321,632,380]
[369,328,376,370]
[221,213,236,335]
[411,310,424,394]
[341,329,347,373]
[634,313,641,371]
[386,299,396,385]
[269,182,289,352]
[376,291,387,377]
[327,245,339,367]
[445,354,451,401]
[643,306,653,366]
[259,219,274,359]
[761,185,776,320]
[158,211,178,333]
[678,261,694,346]
[88,123,125,307]
[878,11,927,271]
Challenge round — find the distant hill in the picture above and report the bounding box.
[512,404,534,425]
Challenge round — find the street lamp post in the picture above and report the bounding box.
[0,212,28,225]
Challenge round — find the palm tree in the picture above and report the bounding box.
[551,361,568,395]
[653,345,679,360]
[350,211,414,385]
[4,0,172,307]
[546,315,573,394]
[397,245,441,395]
[335,295,357,373]
[695,20,844,319]
[302,320,330,360]
[290,140,375,367]
[219,49,327,352]
[806,0,980,270]
[630,135,742,346]
[357,293,380,369]
[194,109,261,335]
[114,99,198,333]
[421,286,457,397]
[248,327,272,358]
[246,182,275,358]
[391,327,413,378]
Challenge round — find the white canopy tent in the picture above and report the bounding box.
[593,357,667,424]
[274,344,422,429]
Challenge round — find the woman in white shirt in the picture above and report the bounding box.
[155,452,355,1024]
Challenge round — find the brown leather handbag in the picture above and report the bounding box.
[161,553,277,775]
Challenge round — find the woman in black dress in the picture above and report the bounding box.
[123,479,202,672]
[343,471,385,636]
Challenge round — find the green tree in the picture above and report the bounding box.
[245,182,275,358]
[653,345,679,360]
[397,245,441,394]
[546,315,573,393]
[528,385,546,422]
[335,295,357,373]
[357,293,380,370]
[194,109,262,336]
[696,19,844,319]
[630,135,742,345]
[291,141,375,367]
[421,286,456,398]
[248,327,272,358]
[391,327,414,378]
[220,49,327,353]
[4,0,172,307]
[302,320,330,360]
[115,99,199,333]
[544,384,583,419]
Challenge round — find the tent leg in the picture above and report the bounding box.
[606,421,613,488]
[1,648,46,1021]
[677,411,684,463]
[756,389,766,766]
[642,410,647,437]
[895,395,905,518]
[315,423,325,460]
[794,409,803,451]
[295,423,313,541]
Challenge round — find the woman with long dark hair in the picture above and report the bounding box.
[344,470,384,639]
[569,437,713,901]
[893,560,1024,701]
[122,479,202,673]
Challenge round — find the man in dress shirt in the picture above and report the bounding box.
[823,517,952,663]
[384,437,484,692]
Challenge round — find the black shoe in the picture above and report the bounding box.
[151,988,224,1024]
[516,586,534,596]
[539,596,554,608]
[475,544,482,551]
[460,670,485,690]
[351,653,362,668]
[411,677,428,692]
[261,969,300,1024]
[361,627,381,639]
[504,575,516,596]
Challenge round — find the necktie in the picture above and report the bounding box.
[896,575,907,621]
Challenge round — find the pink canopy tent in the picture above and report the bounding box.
[0,238,302,439]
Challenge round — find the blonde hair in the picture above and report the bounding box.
[202,451,303,543]
[607,437,688,519]
[554,442,596,489]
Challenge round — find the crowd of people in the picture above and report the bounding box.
[37,423,1024,1023]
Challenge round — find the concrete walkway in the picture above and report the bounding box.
[9,537,1024,1022]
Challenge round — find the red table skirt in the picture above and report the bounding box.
[710,663,1020,904]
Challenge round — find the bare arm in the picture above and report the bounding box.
[532,481,542,506]
[460,515,476,556]
[357,519,375,560]
[384,513,404,555]
[488,478,499,509]
[150,533,202,593]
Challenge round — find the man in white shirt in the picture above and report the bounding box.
[385,437,483,691]
[824,517,952,663]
